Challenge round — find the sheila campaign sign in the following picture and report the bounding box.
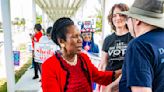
[34,43,55,63]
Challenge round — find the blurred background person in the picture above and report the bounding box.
[37,27,59,81]
[81,28,99,55]
[31,24,43,79]
[39,27,54,44]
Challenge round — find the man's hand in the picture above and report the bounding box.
[114,69,122,79]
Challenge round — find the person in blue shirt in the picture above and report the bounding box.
[116,0,164,92]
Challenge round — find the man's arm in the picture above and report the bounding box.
[131,86,152,92]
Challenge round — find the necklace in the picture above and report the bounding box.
[62,55,77,66]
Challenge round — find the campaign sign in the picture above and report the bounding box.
[13,51,20,66]
[34,43,55,63]
[84,21,92,28]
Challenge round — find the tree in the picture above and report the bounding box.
[95,8,102,32]
[20,18,26,31]
[12,17,26,31]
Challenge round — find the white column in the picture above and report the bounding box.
[1,0,15,92]
[101,0,112,40]
[32,0,36,25]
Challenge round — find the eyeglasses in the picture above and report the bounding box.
[112,13,126,18]
[81,32,92,37]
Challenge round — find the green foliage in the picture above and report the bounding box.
[12,17,26,26]
[20,18,26,26]
[95,7,102,32]
[96,15,102,32]
[36,16,42,24]
[0,79,7,92]
[15,59,32,82]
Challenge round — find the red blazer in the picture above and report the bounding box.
[42,52,114,92]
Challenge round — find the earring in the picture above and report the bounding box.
[61,44,65,48]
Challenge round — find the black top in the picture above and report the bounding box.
[102,32,133,71]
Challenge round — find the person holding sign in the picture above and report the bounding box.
[34,27,59,80]
[41,17,121,92]
[31,24,43,80]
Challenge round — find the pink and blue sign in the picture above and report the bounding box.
[13,51,20,66]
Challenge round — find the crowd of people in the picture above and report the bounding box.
[30,0,164,92]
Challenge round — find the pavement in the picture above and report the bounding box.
[15,67,42,92]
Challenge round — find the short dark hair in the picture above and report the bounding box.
[46,27,52,34]
[108,3,129,31]
[51,17,74,46]
[34,24,42,31]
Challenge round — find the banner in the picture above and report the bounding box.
[13,51,20,66]
[34,43,55,63]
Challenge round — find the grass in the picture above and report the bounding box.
[0,58,32,92]
[15,58,32,82]
[0,79,7,92]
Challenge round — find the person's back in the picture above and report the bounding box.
[119,28,164,92]
[39,36,54,44]
[116,0,164,92]
[140,28,164,92]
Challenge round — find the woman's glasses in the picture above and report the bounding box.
[112,13,126,18]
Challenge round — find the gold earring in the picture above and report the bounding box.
[61,44,65,48]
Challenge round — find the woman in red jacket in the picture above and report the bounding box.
[41,17,121,92]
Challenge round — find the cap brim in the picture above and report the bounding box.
[119,11,164,29]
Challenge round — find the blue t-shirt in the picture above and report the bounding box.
[119,28,164,92]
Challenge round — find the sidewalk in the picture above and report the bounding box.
[15,67,42,92]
